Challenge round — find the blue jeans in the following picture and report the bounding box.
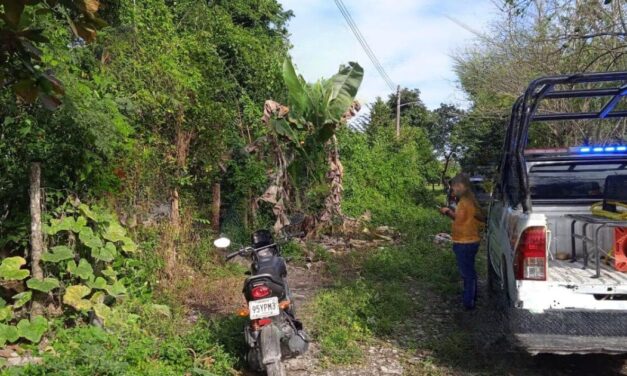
[453,242,479,309]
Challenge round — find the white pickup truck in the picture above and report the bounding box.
[487,72,627,354]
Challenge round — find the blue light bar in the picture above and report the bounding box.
[576,145,627,154]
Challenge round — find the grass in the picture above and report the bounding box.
[3,299,242,376]
[303,206,498,374]
[304,207,468,366]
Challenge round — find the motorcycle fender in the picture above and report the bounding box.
[259,324,282,365]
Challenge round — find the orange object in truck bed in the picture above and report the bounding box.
[615,228,627,272]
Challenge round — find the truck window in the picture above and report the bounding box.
[528,161,626,201]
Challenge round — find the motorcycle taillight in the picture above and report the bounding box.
[258,318,272,327]
[251,285,271,299]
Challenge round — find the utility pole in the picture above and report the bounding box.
[395,85,401,138]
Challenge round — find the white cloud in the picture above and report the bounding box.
[279,0,498,110]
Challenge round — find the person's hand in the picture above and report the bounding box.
[439,207,451,216]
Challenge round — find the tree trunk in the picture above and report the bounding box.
[212,182,221,233]
[441,152,454,187]
[29,162,44,317]
[164,188,180,279]
[164,112,192,278]
[316,136,344,233]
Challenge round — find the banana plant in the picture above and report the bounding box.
[260,59,363,233]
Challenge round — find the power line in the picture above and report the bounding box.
[335,0,395,90]
[334,0,396,91]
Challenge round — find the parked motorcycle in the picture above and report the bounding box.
[214,230,309,376]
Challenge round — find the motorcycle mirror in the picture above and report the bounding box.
[213,237,231,249]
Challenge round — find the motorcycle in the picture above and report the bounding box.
[214,230,309,376]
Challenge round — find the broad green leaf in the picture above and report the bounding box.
[67,259,94,280]
[87,277,107,290]
[0,307,12,322]
[0,269,30,281]
[75,215,88,229]
[0,256,30,280]
[79,227,103,249]
[63,285,92,311]
[0,323,19,346]
[26,277,60,293]
[270,118,299,145]
[105,281,126,297]
[93,303,111,322]
[78,204,98,221]
[283,59,312,117]
[41,245,74,262]
[103,222,127,243]
[17,316,48,343]
[326,62,364,123]
[12,291,32,308]
[121,238,137,253]
[0,257,26,270]
[90,291,106,304]
[92,242,116,261]
[47,216,76,234]
[101,267,117,280]
[0,297,6,308]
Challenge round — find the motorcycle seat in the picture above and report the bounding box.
[245,273,285,287]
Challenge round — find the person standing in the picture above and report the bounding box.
[439,173,485,310]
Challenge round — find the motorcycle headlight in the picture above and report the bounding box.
[257,249,273,258]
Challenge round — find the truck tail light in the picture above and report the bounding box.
[514,227,547,281]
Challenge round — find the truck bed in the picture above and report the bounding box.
[549,258,627,286]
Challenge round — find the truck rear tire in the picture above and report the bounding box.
[496,260,511,314]
[487,250,499,295]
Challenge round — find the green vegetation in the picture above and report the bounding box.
[455,0,627,164]
[1,0,626,374]
[4,301,243,375]
[306,207,456,365]
[1,1,292,374]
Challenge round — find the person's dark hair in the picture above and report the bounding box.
[451,173,471,188]
[451,173,486,222]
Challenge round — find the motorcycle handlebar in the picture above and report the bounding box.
[225,250,241,260]
[224,232,305,261]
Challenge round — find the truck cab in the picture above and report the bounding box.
[488,72,627,354]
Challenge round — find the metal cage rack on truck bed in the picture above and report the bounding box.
[502,71,627,213]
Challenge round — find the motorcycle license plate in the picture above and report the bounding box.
[249,297,280,320]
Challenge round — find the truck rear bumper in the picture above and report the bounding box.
[515,334,627,355]
[511,309,627,355]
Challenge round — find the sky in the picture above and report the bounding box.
[278,0,498,110]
